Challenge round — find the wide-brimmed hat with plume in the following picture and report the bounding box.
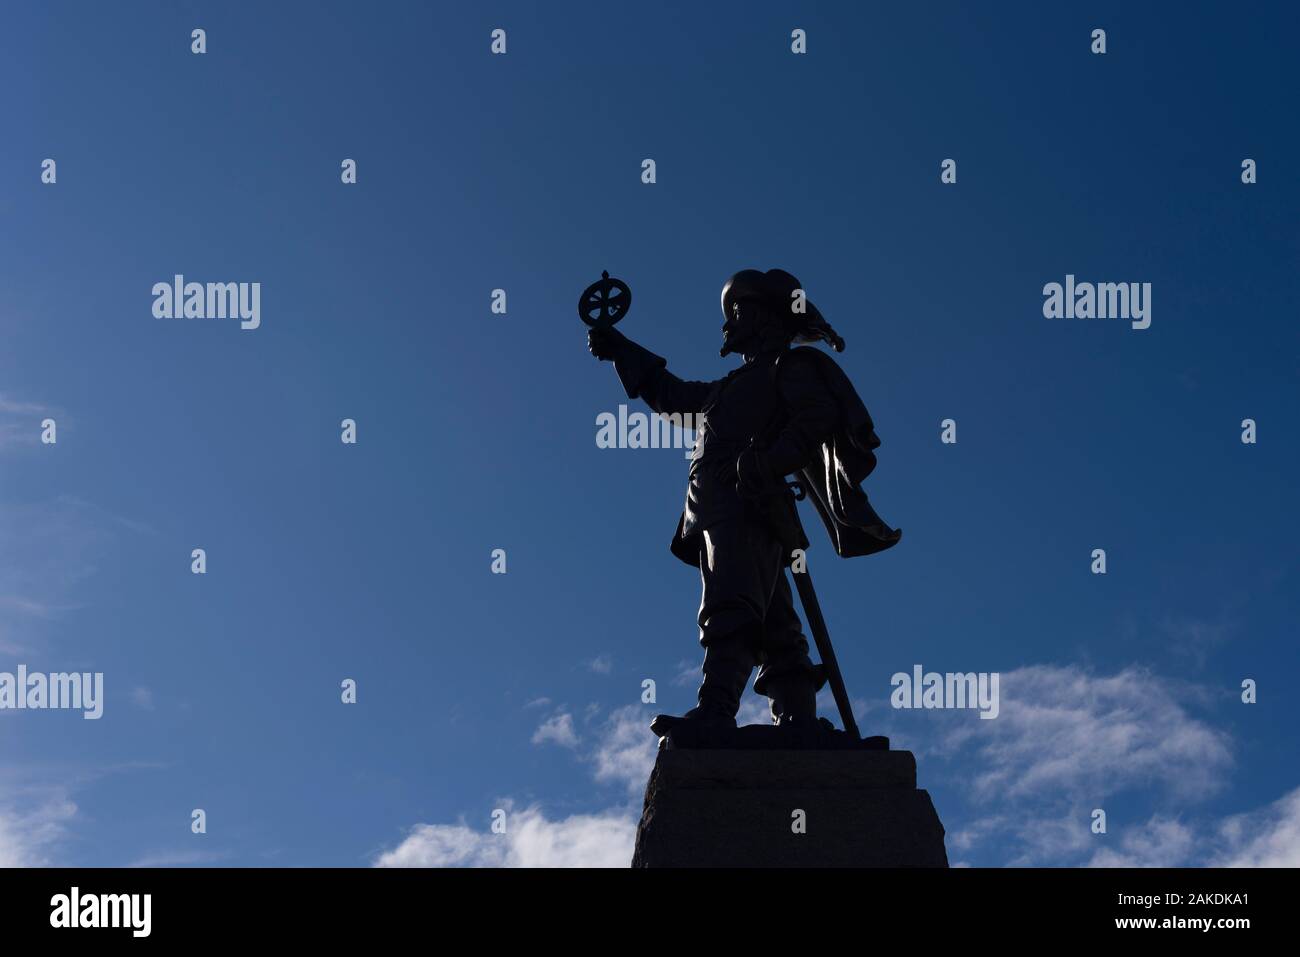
[720,268,845,352]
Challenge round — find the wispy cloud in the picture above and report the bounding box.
[926,664,1238,865]
[0,397,49,415]
[0,595,62,619]
[129,687,155,711]
[531,711,579,749]
[1159,615,1236,670]
[0,394,54,452]
[377,704,660,867]
[127,849,234,868]
[0,495,148,655]
[1085,786,1300,868]
[933,664,1233,804]
[373,804,635,868]
[587,705,658,796]
[378,662,1295,869]
[1211,786,1300,867]
[0,786,77,867]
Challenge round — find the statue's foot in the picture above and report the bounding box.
[649,711,737,738]
[805,717,889,750]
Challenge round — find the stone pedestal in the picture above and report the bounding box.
[632,748,948,867]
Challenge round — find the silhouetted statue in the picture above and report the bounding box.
[585,268,900,745]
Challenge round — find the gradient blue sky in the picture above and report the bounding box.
[2,1,1297,867]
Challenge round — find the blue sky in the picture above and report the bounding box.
[2,1,1297,867]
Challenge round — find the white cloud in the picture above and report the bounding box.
[377,704,662,867]
[1086,816,1198,868]
[588,705,658,796]
[1210,787,1300,867]
[929,664,1236,865]
[737,695,772,726]
[0,790,77,867]
[672,659,697,687]
[935,664,1234,803]
[531,711,578,749]
[930,664,1300,868]
[373,805,636,868]
[1079,786,1300,868]
[587,654,613,675]
[380,661,1300,869]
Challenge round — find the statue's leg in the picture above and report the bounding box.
[755,567,826,725]
[649,520,763,736]
[695,519,769,643]
[682,626,758,725]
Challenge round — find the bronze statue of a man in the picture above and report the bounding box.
[587,268,900,737]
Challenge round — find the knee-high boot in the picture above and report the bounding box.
[649,626,757,737]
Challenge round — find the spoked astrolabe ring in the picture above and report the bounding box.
[578,270,632,329]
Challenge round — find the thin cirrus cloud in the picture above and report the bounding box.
[0,395,52,451]
[0,496,118,655]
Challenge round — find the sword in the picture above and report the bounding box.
[782,480,861,740]
[790,558,860,740]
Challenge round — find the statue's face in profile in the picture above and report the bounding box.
[721,297,763,356]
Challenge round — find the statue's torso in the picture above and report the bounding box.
[682,354,784,538]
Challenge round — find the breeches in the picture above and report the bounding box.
[696,517,815,692]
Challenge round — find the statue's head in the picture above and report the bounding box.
[719,269,844,359]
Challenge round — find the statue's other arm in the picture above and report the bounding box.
[589,327,715,416]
